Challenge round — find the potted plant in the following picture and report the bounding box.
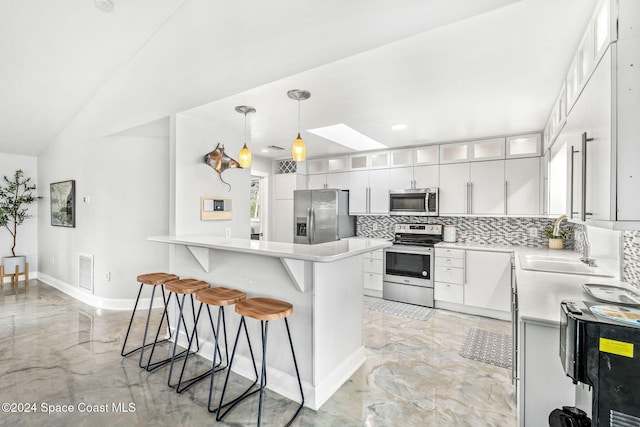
[542,225,573,250]
[0,169,36,280]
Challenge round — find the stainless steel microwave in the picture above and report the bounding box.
[388,188,439,216]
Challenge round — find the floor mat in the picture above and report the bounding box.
[369,299,434,321]
[459,328,512,369]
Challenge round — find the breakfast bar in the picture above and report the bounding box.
[148,235,391,410]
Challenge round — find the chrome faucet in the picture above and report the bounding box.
[552,215,567,236]
[580,231,596,267]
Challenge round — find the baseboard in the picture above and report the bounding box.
[37,273,165,311]
[435,300,511,321]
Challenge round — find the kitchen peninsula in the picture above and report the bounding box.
[148,234,391,410]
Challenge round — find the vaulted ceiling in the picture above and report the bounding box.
[1,0,596,158]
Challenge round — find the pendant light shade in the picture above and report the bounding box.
[291,132,306,162]
[238,143,252,168]
[287,89,311,162]
[235,105,256,168]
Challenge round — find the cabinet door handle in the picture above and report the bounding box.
[569,145,579,219]
[581,132,593,222]
[466,182,470,214]
[468,182,473,214]
[504,180,508,215]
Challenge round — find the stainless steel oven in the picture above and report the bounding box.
[383,224,442,307]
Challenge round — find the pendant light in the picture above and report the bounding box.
[287,89,311,162]
[235,105,256,168]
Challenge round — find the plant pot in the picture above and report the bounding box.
[3,255,26,274]
[548,238,564,250]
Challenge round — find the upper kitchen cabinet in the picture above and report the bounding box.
[414,146,439,166]
[348,169,389,215]
[469,138,505,161]
[388,165,439,190]
[505,157,541,215]
[505,134,541,159]
[565,33,640,228]
[439,142,469,164]
[306,156,348,189]
[389,149,413,168]
[439,163,469,214]
[469,160,505,215]
[306,158,327,175]
[349,151,389,170]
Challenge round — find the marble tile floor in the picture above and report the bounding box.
[0,281,516,426]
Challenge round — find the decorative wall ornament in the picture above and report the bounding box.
[204,143,241,191]
[50,180,75,227]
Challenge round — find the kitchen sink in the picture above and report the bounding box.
[520,254,614,277]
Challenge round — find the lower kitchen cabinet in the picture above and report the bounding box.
[520,320,576,426]
[434,282,463,304]
[434,248,465,304]
[363,250,383,297]
[465,250,511,313]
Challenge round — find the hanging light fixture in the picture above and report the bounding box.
[235,105,256,168]
[287,89,311,162]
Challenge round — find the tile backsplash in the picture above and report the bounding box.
[356,216,576,249]
[623,231,640,288]
[357,215,640,289]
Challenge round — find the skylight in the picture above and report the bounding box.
[307,124,387,151]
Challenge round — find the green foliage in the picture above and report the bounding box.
[542,225,573,240]
[0,170,36,257]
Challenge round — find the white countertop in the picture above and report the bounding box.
[148,235,392,263]
[436,242,633,326]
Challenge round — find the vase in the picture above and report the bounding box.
[3,255,26,274]
[548,238,563,250]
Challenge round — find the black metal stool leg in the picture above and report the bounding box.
[147,291,192,372]
[121,283,144,357]
[216,316,259,421]
[257,320,269,427]
[284,317,305,427]
[205,305,227,412]
[167,293,201,384]
[143,290,175,371]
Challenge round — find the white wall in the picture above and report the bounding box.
[37,120,170,300]
[0,153,38,272]
[174,113,250,237]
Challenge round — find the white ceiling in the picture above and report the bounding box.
[1,0,597,158]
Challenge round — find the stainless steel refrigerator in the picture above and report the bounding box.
[293,189,355,244]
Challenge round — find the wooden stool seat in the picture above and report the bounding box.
[196,287,246,307]
[165,279,209,294]
[137,272,178,285]
[235,297,293,321]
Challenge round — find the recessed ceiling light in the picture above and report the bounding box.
[391,124,407,131]
[308,124,387,151]
[261,148,269,153]
[95,0,114,12]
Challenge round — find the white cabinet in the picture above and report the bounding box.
[469,160,505,215]
[306,158,327,175]
[272,200,294,243]
[327,156,348,172]
[469,138,505,161]
[363,250,383,297]
[350,152,389,170]
[505,157,540,215]
[413,165,439,189]
[390,149,413,168]
[465,251,511,312]
[439,142,469,164]
[414,146,439,165]
[275,173,297,200]
[520,321,576,427]
[506,134,541,158]
[388,167,413,190]
[439,163,469,214]
[326,172,349,190]
[307,174,327,190]
[434,248,465,304]
[348,170,369,214]
[368,169,390,214]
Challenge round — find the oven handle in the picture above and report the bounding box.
[385,247,434,255]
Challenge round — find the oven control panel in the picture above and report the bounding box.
[394,224,442,235]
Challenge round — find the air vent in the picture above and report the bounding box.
[267,145,285,150]
[78,253,94,293]
[611,410,640,426]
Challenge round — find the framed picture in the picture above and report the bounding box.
[50,180,76,227]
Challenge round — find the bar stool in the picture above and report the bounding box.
[121,272,178,370]
[165,279,211,387]
[170,287,254,408]
[217,297,304,426]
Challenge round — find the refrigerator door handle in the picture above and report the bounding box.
[306,207,312,244]
[310,207,316,244]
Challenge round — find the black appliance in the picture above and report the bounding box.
[560,300,640,426]
[383,223,442,307]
